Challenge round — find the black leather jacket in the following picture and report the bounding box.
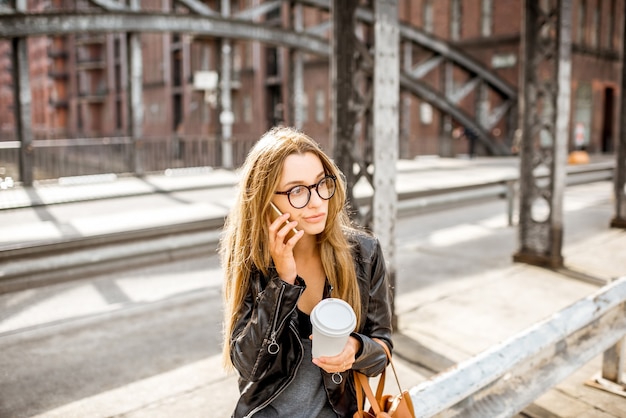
[230,231,393,418]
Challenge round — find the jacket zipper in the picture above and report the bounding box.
[244,285,304,418]
[244,327,304,418]
[266,284,286,355]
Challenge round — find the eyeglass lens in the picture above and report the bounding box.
[288,176,336,208]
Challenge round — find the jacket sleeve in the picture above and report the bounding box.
[351,235,394,377]
[230,269,305,382]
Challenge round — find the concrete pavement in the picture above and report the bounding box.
[1,156,625,417]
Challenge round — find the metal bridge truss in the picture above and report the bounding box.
[0,0,518,159]
[1,0,624,271]
[514,0,625,267]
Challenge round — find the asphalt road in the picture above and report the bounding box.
[0,181,615,418]
[0,255,222,418]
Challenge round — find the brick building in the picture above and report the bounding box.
[0,0,623,162]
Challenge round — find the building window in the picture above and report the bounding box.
[450,0,461,41]
[577,0,586,44]
[591,3,599,47]
[420,103,433,125]
[315,89,325,123]
[115,99,122,131]
[423,0,433,33]
[573,83,592,149]
[243,95,252,124]
[606,0,615,49]
[300,92,309,123]
[481,0,492,37]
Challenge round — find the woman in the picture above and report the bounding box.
[220,126,393,417]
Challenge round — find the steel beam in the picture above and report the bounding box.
[233,0,279,20]
[601,337,625,384]
[611,7,626,228]
[397,23,516,99]
[0,4,517,157]
[12,38,33,186]
[373,0,399,327]
[11,0,32,186]
[401,74,505,155]
[176,0,217,16]
[288,2,305,129]
[127,0,143,175]
[514,0,573,268]
[330,0,360,218]
[219,0,233,169]
[86,0,128,11]
[0,12,330,56]
[409,276,626,417]
[440,60,454,158]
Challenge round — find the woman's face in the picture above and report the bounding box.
[273,152,331,238]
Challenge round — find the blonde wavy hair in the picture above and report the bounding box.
[220,126,361,369]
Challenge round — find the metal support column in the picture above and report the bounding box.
[331,0,360,216]
[611,8,626,228]
[12,0,33,186]
[373,0,399,327]
[476,81,489,156]
[220,0,234,169]
[514,0,572,268]
[288,2,304,129]
[601,338,625,384]
[440,60,454,158]
[400,41,411,159]
[127,0,144,175]
[331,0,399,323]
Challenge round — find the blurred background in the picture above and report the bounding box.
[0,0,622,184]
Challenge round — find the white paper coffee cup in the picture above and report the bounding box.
[310,298,357,358]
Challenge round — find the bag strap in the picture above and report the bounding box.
[354,370,384,416]
[354,370,365,415]
[373,338,406,395]
[353,338,396,417]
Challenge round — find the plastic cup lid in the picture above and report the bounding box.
[311,298,356,336]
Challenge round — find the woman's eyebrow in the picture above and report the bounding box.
[282,171,326,187]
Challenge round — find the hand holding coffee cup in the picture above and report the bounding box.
[310,298,357,358]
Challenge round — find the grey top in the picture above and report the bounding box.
[253,338,337,418]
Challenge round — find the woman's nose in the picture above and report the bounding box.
[308,189,324,208]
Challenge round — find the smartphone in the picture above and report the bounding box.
[269,202,299,241]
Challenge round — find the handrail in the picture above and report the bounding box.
[353,161,615,223]
[409,276,626,417]
[0,141,21,150]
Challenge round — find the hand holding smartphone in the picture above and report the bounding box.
[269,202,299,241]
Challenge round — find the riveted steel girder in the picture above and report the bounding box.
[331,0,361,220]
[349,0,517,154]
[13,37,33,186]
[362,8,517,99]
[372,0,399,326]
[400,73,507,155]
[0,12,330,56]
[612,9,626,228]
[514,0,573,268]
[0,1,518,156]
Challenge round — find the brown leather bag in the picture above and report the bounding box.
[353,340,415,418]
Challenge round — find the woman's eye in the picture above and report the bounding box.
[290,186,305,196]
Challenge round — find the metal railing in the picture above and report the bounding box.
[0,135,258,183]
[353,160,615,225]
[409,276,626,417]
[0,141,19,187]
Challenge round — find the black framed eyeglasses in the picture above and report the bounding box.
[275,175,337,209]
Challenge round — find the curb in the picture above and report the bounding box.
[0,229,222,294]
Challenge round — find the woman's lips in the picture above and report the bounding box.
[304,213,326,223]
